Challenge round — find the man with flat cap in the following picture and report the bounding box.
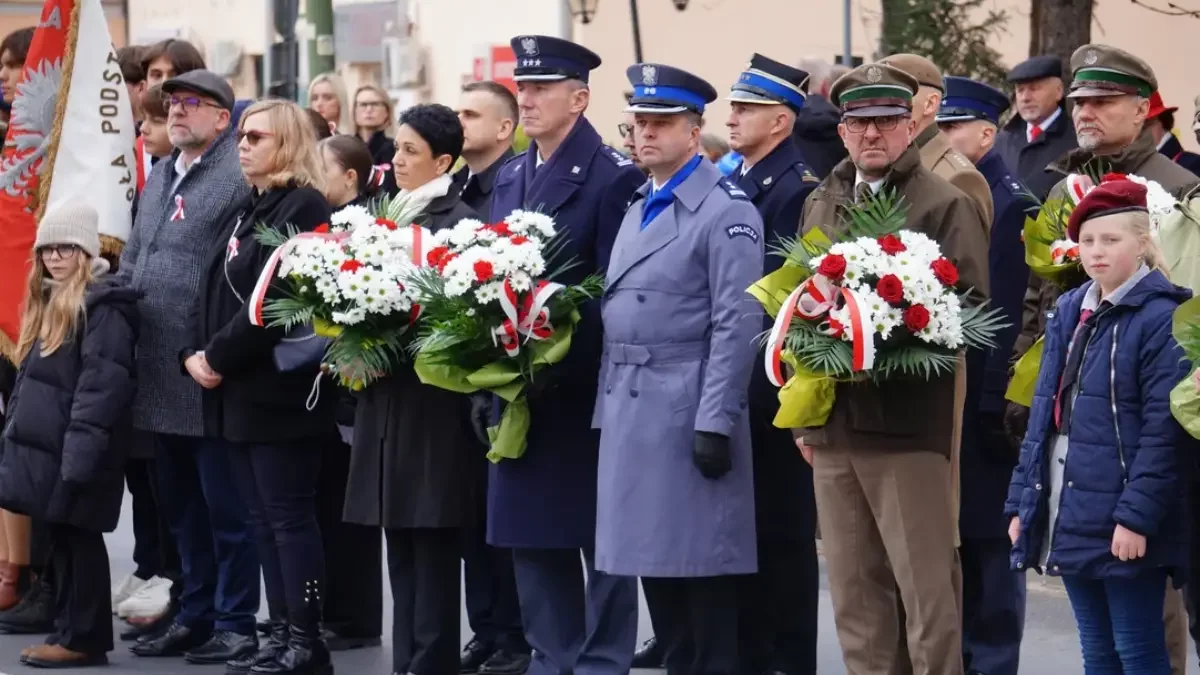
[723,52,820,675]
[1145,91,1200,175]
[1004,43,1198,675]
[486,34,645,675]
[796,62,989,675]
[593,63,763,675]
[996,55,1079,200]
[881,53,993,226]
[937,75,1032,675]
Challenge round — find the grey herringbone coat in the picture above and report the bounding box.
[117,130,250,436]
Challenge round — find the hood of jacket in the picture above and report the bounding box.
[85,277,142,327]
[1065,267,1192,314]
[794,95,842,143]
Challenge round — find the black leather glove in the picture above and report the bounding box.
[693,431,732,480]
[468,393,493,447]
[1003,402,1030,453]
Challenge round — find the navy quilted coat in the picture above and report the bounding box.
[1004,270,1192,583]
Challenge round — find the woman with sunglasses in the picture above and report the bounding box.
[343,103,483,675]
[189,98,335,675]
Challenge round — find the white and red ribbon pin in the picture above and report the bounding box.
[170,194,185,221]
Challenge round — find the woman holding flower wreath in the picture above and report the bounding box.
[341,103,483,675]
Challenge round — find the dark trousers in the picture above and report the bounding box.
[739,411,819,675]
[228,441,325,620]
[386,527,461,675]
[126,456,180,581]
[316,441,382,638]
[1063,570,1171,674]
[512,547,638,675]
[46,523,113,654]
[642,576,740,675]
[463,460,527,650]
[961,536,1025,675]
[155,434,259,634]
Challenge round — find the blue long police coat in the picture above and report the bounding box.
[592,158,764,577]
[486,117,646,549]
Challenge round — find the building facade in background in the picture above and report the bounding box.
[0,0,126,47]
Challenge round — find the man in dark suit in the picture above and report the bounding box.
[995,56,1078,200]
[1146,91,1200,176]
[790,57,849,178]
[451,80,529,675]
[938,76,1033,675]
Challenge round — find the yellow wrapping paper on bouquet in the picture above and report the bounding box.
[1004,337,1044,407]
[1169,297,1200,438]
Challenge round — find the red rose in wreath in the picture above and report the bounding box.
[817,253,847,280]
[878,233,907,255]
[931,258,959,287]
[904,304,931,332]
[875,274,904,305]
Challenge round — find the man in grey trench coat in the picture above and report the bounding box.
[593,63,763,675]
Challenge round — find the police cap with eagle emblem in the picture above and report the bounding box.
[830,63,918,118]
[727,53,808,113]
[936,76,1009,125]
[625,63,717,115]
[1067,43,1156,99]
[509,35,602,83]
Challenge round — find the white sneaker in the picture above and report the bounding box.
[116,576,172,619]
[110,574,148,615]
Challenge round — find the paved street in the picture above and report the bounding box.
[0,495,1195,674]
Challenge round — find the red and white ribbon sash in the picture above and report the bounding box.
[491,279,564,357]
[1065,174,1094,206]
[247,223,428,328]
[170,195,185,221]
[763,275,874,387]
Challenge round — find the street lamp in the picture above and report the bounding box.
[567,0,600,24]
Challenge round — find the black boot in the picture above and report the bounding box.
[229,618,289,675]
[0,576,54,634]
[252,581,332,675]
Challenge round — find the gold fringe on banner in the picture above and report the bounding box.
[34,0,83,223]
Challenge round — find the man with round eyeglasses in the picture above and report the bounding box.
[794,62,989,675]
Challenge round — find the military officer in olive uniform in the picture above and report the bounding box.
[594,64,763,675]
[725,53,820,675]
[937,76,1033,675]
[881,53,994,227]
[486,35,646,675]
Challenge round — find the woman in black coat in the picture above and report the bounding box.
[0,202,138,668]
[187,99,335,675]
[342,103,483,675]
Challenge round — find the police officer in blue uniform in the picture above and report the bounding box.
[724,53,820,675]
[594,61,763,675]
[485,34,645,675]
[936,75,1032,675]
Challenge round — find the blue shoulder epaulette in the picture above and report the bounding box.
[602,145,635,167]
[720,179,750,200]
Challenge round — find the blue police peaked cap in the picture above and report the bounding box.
[728,53,808,113]
[936,76,1010,125]
[625,63,717,115]
[510,35,602,84]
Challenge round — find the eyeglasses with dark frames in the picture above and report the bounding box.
[842,116,906,134]
[167,95,223,113]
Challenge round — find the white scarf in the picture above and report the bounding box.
[399,173,454,216]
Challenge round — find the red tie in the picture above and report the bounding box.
[1029,125,1043,143]
[1054,308,1094,429]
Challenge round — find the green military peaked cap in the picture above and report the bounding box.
[830,62,918,118]
[1068,44,1157,99]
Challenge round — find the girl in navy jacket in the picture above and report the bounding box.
[1005,177,1191,673]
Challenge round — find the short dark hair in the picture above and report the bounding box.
[397,103,464,165]
[139,39,205,77]
[462,81,518,123]
[1159,111,1176,133]
[321,135,376,196]
[0,28,35,65]
[117,45,145,84]
[140,84,168,120]
[306,107,333,140]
